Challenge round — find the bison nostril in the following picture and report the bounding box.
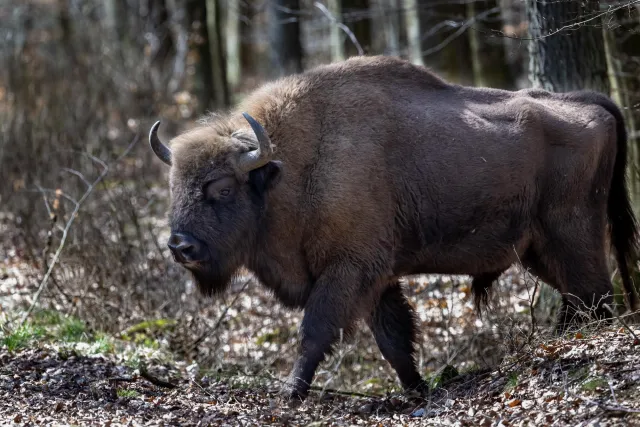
[167,233,203,263]
[177,242,195,256]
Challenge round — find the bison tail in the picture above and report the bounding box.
[599,96,640,312]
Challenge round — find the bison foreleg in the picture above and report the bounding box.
[282,265,362,402]
[366,283,427,394]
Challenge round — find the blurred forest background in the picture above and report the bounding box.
[2,0,640,403]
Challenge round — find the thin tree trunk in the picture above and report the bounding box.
[402,0,423,66]
[224,0,241,92]
[341,0,371,56]
[467,0,513,89]
[370,0,400,55]
[526,0,609,93]
[205,0,229,108]
[268,0,304,78]
[328,0,345,62]
[165,0,189,94]
[499,0,527,88]
[187,0,213,112]
[467,0,486,87]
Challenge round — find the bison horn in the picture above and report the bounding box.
[149,120,172,166]
[237,112,273,172]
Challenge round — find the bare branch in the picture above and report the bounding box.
[314,2,364,56]
[19,134,141,326]
[422,7,500,56]
[61,167,92,189]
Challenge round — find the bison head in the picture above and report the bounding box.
[149,113,282,296]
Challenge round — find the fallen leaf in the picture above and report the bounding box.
[507,399,521,407]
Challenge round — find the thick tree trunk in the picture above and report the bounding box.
[402,0,423,66]
[268,0,304,78]
[526,0,609,93]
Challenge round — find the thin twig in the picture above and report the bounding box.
[565,388,640,414]
[603,303,639,342]
[314,2,364,55]
[19,134,140,326]
[188,277,252,352]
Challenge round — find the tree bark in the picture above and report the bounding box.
[205,0,229,108]
[526,0,609,93]
[499,0,528,88]
[402,0,423,66]
[328,0,346,62]
[224,0,241,92]
[467,0,513,89]
[370,0,400,56]
[186,0,213,112]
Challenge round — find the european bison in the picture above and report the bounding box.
[149,55,639,401]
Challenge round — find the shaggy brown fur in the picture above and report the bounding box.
[151,55,639,401]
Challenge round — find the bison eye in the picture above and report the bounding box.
[204,177,237,201]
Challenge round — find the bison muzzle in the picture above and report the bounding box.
[149,55,640,401]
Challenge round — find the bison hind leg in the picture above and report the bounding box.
[471,271,504,315]
[367,282,427,394]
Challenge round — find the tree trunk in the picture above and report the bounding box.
[341,0,371,56]
[370,0,400,56]
[526,0,609,93]
[165,0,189,94]
[499,0,528,88]
[421,1,474,85]
[467,0,513,89]
[224,0,241,93]
[205,0,229,108]
[186,0,213,112]
[268,0,304,78]
[328,0,346,62]
[402,0,423,66]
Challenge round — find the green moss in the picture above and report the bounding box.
[581,377,607,392]
[116,388,139,398]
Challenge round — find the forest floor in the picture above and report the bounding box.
[1,318,640,426]
[2,213,640,426]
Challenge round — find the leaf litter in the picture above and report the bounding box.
[2,212,640,425]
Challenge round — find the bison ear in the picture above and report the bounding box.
[249,160,282,194]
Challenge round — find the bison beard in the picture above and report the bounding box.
[187,262,234,297]
[149,56,640,404]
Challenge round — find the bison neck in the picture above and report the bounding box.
[247,243,314,309]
